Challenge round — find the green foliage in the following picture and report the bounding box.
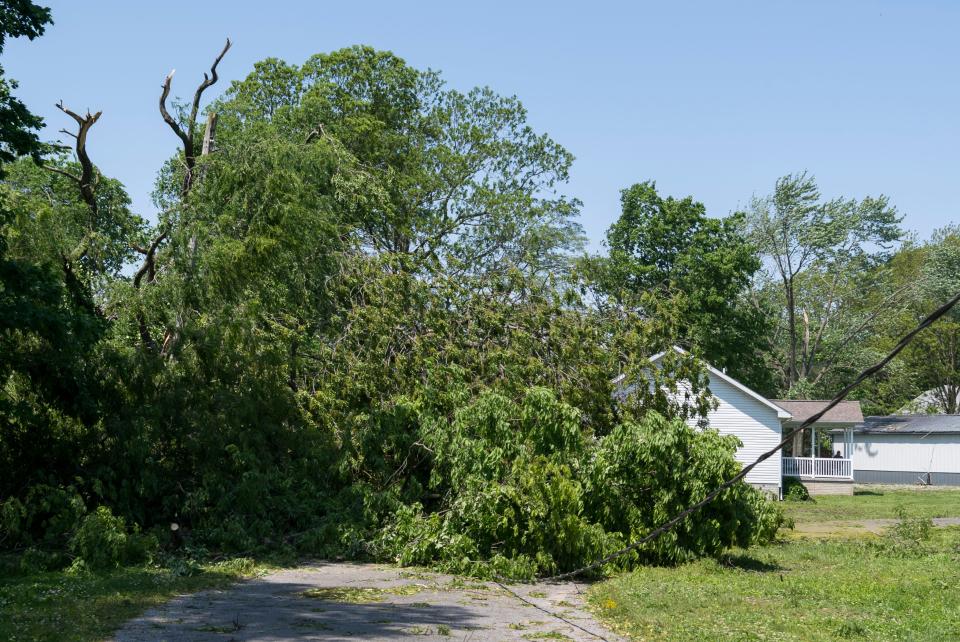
[69,506,157,571]
[211,46,584,277]
[745,172,904,395]
[0,483,85,549]
[782,478,811,502]
[18,546,68,572]
[373,392,783,578]
[584,181,771,392]
[0,0,53,172]
[587,413,784,563]
[1,36,783,582]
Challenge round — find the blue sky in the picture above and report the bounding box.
[5,1,958,249]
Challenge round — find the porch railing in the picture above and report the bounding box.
[782,457,852,480]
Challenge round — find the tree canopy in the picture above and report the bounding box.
[584,181,771,392]
[0,0,52,171]
[745,172,904,395]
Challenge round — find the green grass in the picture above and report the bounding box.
[783,487,960,525]
[590,528,960,641]
[0,556,266,641]
[591,488,960,641]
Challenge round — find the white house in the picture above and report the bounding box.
[617,347,862,497]
[843,415,960,486]
[641,348,791,497]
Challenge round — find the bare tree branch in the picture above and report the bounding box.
[159,38,231,196]
[49,101,102,215]
[138,38,230,352]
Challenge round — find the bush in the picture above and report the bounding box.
[0,484,86,549]
[783,478,811,502]
[68,506,157,570]
[373,391,785,577]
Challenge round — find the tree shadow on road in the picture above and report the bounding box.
[120,577,490,641]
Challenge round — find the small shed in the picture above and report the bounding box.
[846,415,960,486]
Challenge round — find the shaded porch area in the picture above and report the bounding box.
[774,399,863,495]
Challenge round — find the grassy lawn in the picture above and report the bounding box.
[590,488,960,641]
[0,557,267,641]
[784,487,960,525]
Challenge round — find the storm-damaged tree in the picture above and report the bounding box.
[745,172,904,395]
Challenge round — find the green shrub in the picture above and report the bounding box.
[0,484,86,549]
[783,478,811,502]
[68,506,157,570]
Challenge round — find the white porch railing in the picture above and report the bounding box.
[782,457,853,480]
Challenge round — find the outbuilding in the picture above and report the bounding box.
[845,415,960,486]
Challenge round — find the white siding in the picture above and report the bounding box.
[678,375,783,488]
[852,434,960,474]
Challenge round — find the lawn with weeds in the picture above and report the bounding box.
[0,556,266,641]
[590,524,960,641]
[783,487,960,525]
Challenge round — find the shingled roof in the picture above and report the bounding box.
[854,415,960,435]
[771,400,864,424]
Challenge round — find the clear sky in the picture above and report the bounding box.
[5,1,958,249]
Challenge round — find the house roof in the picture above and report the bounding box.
[648,346,792,420]
[771,400,863,425]
[852,415,960,435]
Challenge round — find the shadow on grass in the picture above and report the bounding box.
[718,553,783,573]
[854,490,884,496]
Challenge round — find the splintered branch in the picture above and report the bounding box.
[159,71,192,155]
[189,39,231,141]
[49,101,102,215]
[305,122,327,144]
[159,38,231,196]
[136,38,230,354]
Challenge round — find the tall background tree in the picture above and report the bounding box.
[745,172,903,396]
[867,226,960,414]
[583,181,772,392]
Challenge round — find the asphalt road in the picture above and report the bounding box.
[112,562,623,641]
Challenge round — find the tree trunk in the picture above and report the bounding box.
[785,276,798,388]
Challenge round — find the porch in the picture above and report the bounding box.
[781,421,856,494]
[782,456,853,480]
